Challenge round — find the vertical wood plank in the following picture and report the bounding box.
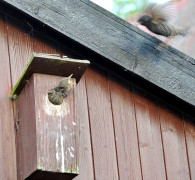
[32,32,57,54]
[133,88,166,180]
[6,17,33,86]
[85,68,119,180]
[184,117,195,179]
[109,76,142,180]
[0,14,17,180]
[74,76,94,180]
[16,75,37,180]
[159,105,190,180]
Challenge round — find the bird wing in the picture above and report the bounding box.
[143,2,176,23]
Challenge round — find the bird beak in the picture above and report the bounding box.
[68,74,76,87]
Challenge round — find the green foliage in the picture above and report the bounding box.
[112,0,150,19]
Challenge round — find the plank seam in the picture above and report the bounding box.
[84,74,96,180]
[107,73,120,180]
[131,87,144,180]
[4,14,17,178]
[182,115,192,180]
[157,101,168,180]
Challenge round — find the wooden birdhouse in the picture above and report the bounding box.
[11,53,89,179]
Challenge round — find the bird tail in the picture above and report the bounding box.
[171,25,189,36]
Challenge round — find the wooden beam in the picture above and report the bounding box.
[10,53,90,99]
[2,0,195,107]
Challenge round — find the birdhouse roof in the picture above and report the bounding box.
[1,0,195,113]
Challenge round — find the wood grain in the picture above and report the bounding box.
[159,106,190,180]
[16,73,78,179]
[184,116,195,179]
[32,31,57,54]
[85,68,119,180]
[2,0,195,107]
[133,88,166,180]
[34,74,78,175]
[16,74,37,179]
[74,75,94,180]
[0,13,17,180]
[6,16,33,86]
[109,76,142,180]
[1,3,194,180]
[5,16,34,179]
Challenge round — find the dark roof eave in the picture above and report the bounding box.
[1,0,195,109]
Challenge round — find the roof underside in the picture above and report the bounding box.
[1,0,195,112]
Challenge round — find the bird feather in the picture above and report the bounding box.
[142,2,176,24]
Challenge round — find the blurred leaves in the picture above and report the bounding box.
[112,0,150,19]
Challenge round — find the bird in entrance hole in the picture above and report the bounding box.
[48,74,75,105]
[137,2,188,47]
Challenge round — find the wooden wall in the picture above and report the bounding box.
[0,12,194,180]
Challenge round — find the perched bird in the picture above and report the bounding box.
[137,2,188,45]
[48,74,75,105]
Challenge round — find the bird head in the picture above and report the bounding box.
[59,74,76,90]
[138,15,152,26]
[47,75,76,105]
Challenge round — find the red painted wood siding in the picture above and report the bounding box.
[0,13,194,180]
